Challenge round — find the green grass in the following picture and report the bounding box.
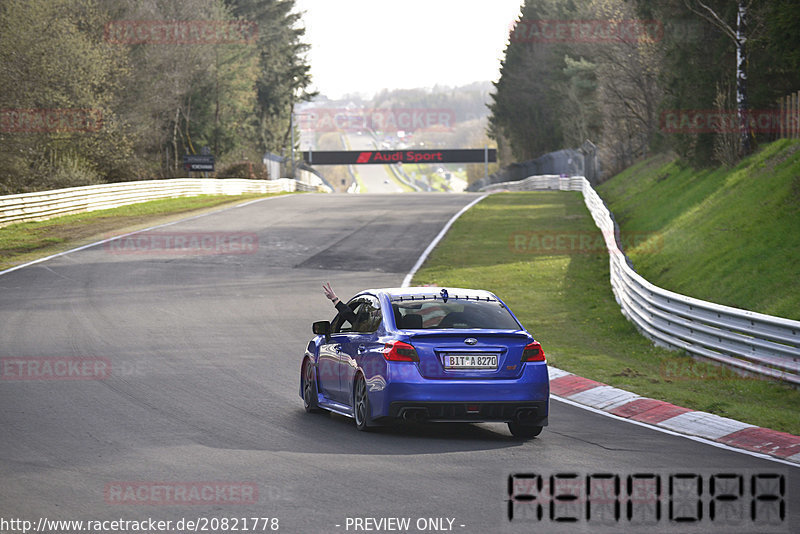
[0,193,283,271]
[412,192,800,435]
[597,139,800,320]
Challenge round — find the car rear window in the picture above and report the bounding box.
[391,299,521,330]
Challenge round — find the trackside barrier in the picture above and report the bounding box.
[482,175,800,385]
[0,178,323,227]
[388,164,423,192]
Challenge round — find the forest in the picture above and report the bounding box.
[0,0,313,194]
[489,0,800,175]
[4,0,799,193]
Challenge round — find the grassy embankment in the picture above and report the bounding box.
[412,140,800,435]
[598,139,800,320]
[0,193,283,271]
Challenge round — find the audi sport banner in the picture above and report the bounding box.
[302,149,496,165]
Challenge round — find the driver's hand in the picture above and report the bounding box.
[322,282,337,302]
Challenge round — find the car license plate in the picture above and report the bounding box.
[443,354,498,370]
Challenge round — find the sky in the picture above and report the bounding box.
[292,0,524,99]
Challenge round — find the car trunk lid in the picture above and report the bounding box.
[405,331,533,379]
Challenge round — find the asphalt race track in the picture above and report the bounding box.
[0,193,797,534]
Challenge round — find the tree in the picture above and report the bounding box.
[0,0,314,191]
[106,0,236,177]
[558,56,600,150]
[0,0,129,193]
[226,0,316,159]
[489,0,574,163]
[587,0,663,174]
[683,0,752,156]
[489,0,663,172]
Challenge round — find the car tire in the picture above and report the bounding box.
[508,422,543,439]
[353,374,371,431]
[302,359,320,413]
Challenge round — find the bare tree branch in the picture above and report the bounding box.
[683,0,737,42]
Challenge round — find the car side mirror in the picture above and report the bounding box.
[313,320,331,342]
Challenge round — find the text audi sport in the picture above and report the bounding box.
[300,287,549,438]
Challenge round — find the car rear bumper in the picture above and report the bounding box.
[368,362,549,423]
[389,400,548,425]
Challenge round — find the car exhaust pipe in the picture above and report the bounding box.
[400,408,427,422]
[515,408,537,423]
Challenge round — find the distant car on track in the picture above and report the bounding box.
[300,287,549,438]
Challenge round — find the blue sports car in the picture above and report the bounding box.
[300,287,549,438]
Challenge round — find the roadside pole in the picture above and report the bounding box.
[290,111,295,180]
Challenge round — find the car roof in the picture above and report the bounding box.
[358,287,500,302]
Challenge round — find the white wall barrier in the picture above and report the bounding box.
[482,175,800,385]
[0,178,324,227]
[296,169,333,193]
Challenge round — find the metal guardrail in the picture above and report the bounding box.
[0,178,321,227]
[482,175,800,384]
[387,164,423,192]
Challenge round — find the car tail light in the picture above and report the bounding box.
[383,341,419,362]
[522,342,545,362]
